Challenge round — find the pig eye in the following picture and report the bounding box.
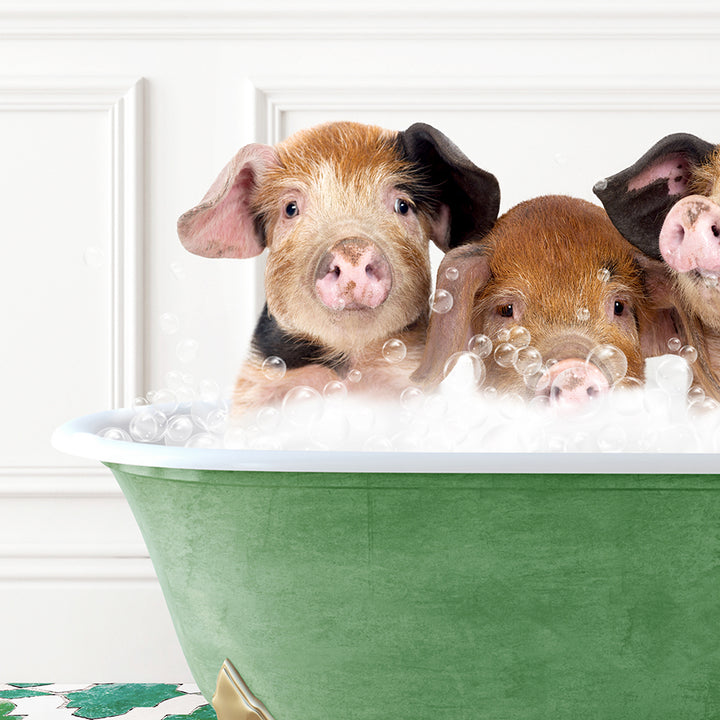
[284,201,299,218]
[613,300,625,316]
[498,304,514,318]
[394,198,411,215]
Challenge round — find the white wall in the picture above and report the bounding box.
[2,0,719,681]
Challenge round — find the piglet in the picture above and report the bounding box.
[594,134,720,399]
[178,121,500,413]
[412,195,675,408]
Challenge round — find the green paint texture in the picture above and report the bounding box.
[107,463,720,720]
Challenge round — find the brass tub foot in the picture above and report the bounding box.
[212,659,276,720]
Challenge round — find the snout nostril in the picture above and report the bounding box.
[713,225,720,238]
[332,266,341,278]
[587,385,599,398]
[551,386,562,400]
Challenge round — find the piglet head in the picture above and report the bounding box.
[414,196,667,410]
[178,121,500,357]
[594,133,720,331]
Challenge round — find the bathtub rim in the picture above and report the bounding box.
[52,407,720,474]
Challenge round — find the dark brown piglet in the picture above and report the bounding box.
[412,196,676,408]
[594,134,720,399]
[178,121,500,413]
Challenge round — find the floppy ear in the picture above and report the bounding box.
[411,244,491,387]
[593,133,716,261]
[399,123,500,251]
[177,143,280,259]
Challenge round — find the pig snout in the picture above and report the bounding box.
[659,195,720,277]
[315,238,392,310]
[537,358,610,407]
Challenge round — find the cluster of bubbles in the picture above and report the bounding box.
[95,260,720,453]
[96,331,720,454]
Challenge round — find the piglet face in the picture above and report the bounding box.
[413,197,660,408]
[254,130,437,353]
[595,134,720,331]
[473,200,646,401]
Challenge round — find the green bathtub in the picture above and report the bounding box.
[54,409,720,719]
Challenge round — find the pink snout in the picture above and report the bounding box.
[315,239,392,310]
[659,195,720,275]
[537,358,610,408]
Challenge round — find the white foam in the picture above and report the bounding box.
[96,354,720,455]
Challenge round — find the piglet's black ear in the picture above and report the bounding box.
[593,133,716,261]
[399,123,500,250]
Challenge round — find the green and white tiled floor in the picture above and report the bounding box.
[0,684,216,719]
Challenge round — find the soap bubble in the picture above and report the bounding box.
[177,338,199,364]
[688,386,706,404]
[282,386,323,426]
[586,344,627,384]
[223,425,247,449]
[129,409,163,443]
[83,247,105,268]
[149,388,179,414]
[429,289,454,314]
[198,378,220,403]
[261,356,287,381]
[654,355,693,395]
[348,369,363,384]
[444,266,459,281]
[576,307,590,322]
[597,424,627,452]
[165,371,185,390]
[400,386,425,410]
[549,365,603,413]
[185,433,220,449]
[496,328,511,343]
[667,337,682,352]
[364,435,394,452]
[514,346,543,377]
[596,267,611,283]
[256,405,282,432]
[170,261,186,281]
[442,351,486,387]
[323,380,347,400]
[689,397,720,420]
[164,415,195,445]
[159,313,180,335]
[494,342,518,368]
[468,334,492,359]
[204,407,228,434]
[382,338,407,363]
[610,377,644,415]
[679,345,698,364]
[133,396,148,409]
[99,427,131,442]
[508,325,531,349]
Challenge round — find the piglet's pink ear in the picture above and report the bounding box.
[177,144,280,259]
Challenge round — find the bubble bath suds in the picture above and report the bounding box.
[99,351,720,455]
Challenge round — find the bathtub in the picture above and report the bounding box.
[53,408,720,719]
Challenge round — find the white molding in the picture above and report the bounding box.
[248,77,720,146]
[0,555,156,582]
[0,77,144,409]
[0,467,122,498]
[2,4,720,40]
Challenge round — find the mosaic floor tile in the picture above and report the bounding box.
[0,684,215,719]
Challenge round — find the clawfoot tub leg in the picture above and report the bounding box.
[213,659,276,720]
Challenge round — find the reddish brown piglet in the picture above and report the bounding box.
[178,121,500,413]
[594,133,720,400]
[412,196,676,408]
